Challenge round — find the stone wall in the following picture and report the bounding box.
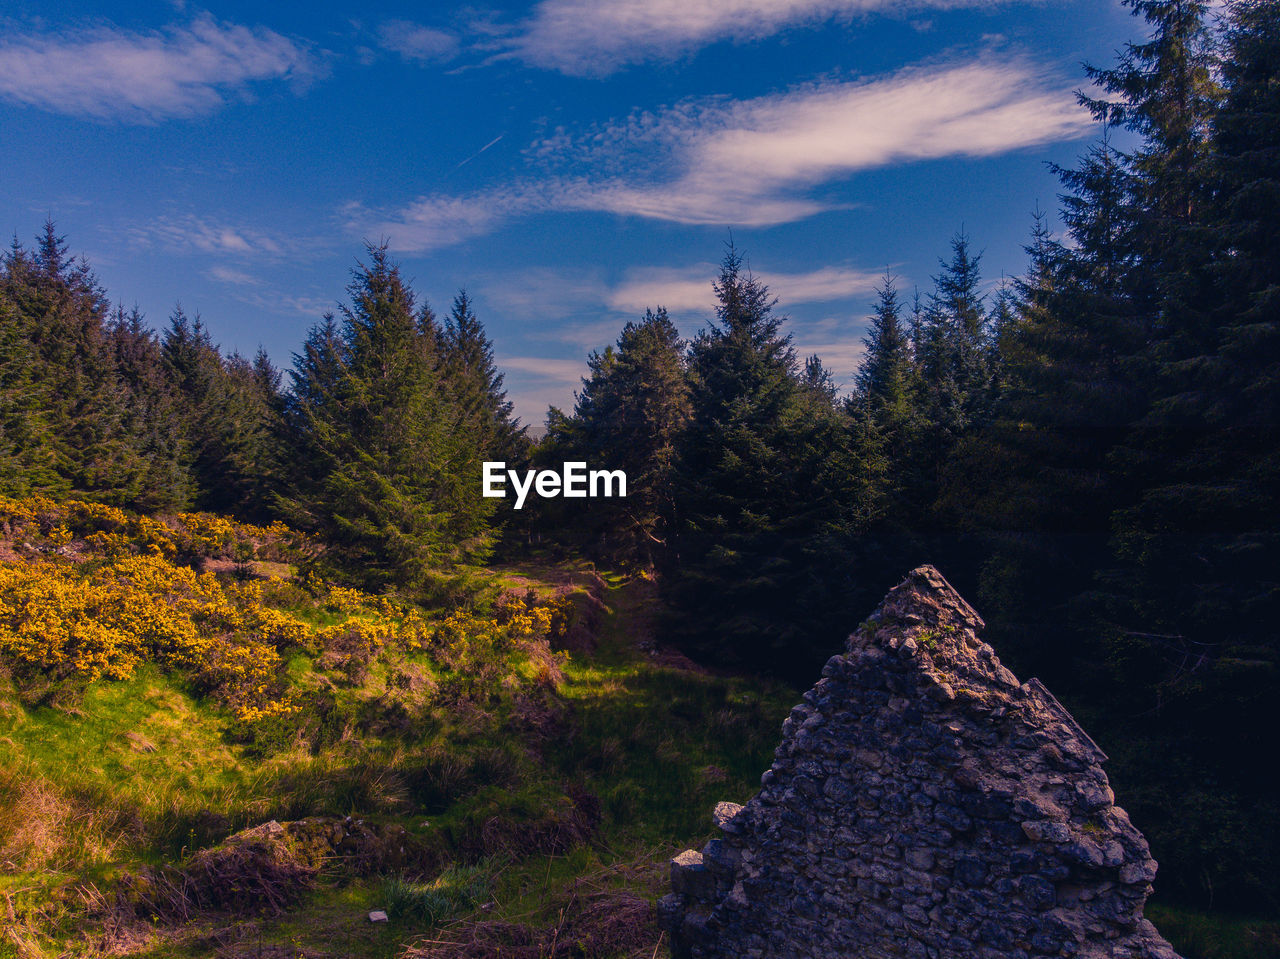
[659,566,1181,959]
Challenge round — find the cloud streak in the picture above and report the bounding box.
[509,0,1012,75]
[361,58,1090,250]
[377,21,459,64]
[0,15,319,122]
[130,215,292,257]
[607,263,882,313]
[499,356,589,381]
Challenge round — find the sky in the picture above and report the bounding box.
[0,0,1143,423]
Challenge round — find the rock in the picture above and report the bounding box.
[368,910,388,922]
[712,801,744,831]
[662,565,1182,959]
[1022,820,1072,843]
[671,849,713,899]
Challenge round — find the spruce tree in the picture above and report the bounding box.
[0,285,54,494]
[664,246,863,676]
[108,307,193,511]
[281,245,495,591]
[441,289,524,461]
[542,308,690,567]
[0,223,142,502]
[849,275,919,526]
[854,275,916,433]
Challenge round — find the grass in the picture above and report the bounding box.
[380,862,492,923]
[1148,902,1280,959]
[0,554,795,958]
[2,527,1269,959]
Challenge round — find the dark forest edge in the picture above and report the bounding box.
[0,0,1277,950]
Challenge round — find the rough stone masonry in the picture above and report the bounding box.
[659,565,1181,959]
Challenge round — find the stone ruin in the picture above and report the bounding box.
[659,566,1181,959]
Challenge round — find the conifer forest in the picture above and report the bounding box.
[0,1,1277,956]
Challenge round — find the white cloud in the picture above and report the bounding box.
[346,184,557,252]
[793,338,868,383]
[510,0,1010,75]
[363,58,1089,249]
[478,267,609,320]
[236,289,335,317]
[204,265,259,286]
[0,15,319,122]
[607,263,881,313]
[499,356,588,381]
[575,59,1090,224]
[377,21,459,63]
[130,215,290,256]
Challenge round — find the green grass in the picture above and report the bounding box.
[0,564,796,958]
[1148,903,1280,959]
[12,560,1264,959]
[380,861,492,923]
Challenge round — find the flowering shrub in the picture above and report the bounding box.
[0,496,564,730]
[0,558,208,682]
[0,495,300,564]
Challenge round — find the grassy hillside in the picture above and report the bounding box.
[0,497,794,958]
[1,498,1276,959]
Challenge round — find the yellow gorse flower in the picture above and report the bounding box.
[0,496,562,728]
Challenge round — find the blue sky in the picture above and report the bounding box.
[0,0,1139,422]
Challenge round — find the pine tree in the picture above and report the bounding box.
[441,289,524,461]
[219,350,283,520]
[908,232,996,559]
[0,223,142,502]
[854,275,916,430]
[159,309,285,518]
[663,246,864,675]
[951,206,1139,678]
[281,245,495,591]
[107,306,193,511]
[0,285,54,494]
[1105,8,1280,899]
[799,354,838,405]
[848,275,919,525]
[543,308,690,566]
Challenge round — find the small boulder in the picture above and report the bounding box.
[712,801,744,831]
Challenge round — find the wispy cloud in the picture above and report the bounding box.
[573,59,1089,224]
[479,267,609,320]
[0,15,319,122]
[360,58,1090,250]
[130,215,296,257]
[377,20,459,64]
[204,265,259,286]
[345,184,558,253]
[793,338,868,383]
[507,0,1014,75]
[499,356,588,381]
[235,289,335,317]
[607,263,881,313]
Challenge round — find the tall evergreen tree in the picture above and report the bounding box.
[0,223,144,502]
[281,245,495,591]
[663,246,864,676]
[441,289,524,461]
[0,285,54,494]
[849,275,919,527]
[919,232,993,441]
[541,307,691,566]
[159,306,284,518]
[108,306,192,511]
[854,275,916,430]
